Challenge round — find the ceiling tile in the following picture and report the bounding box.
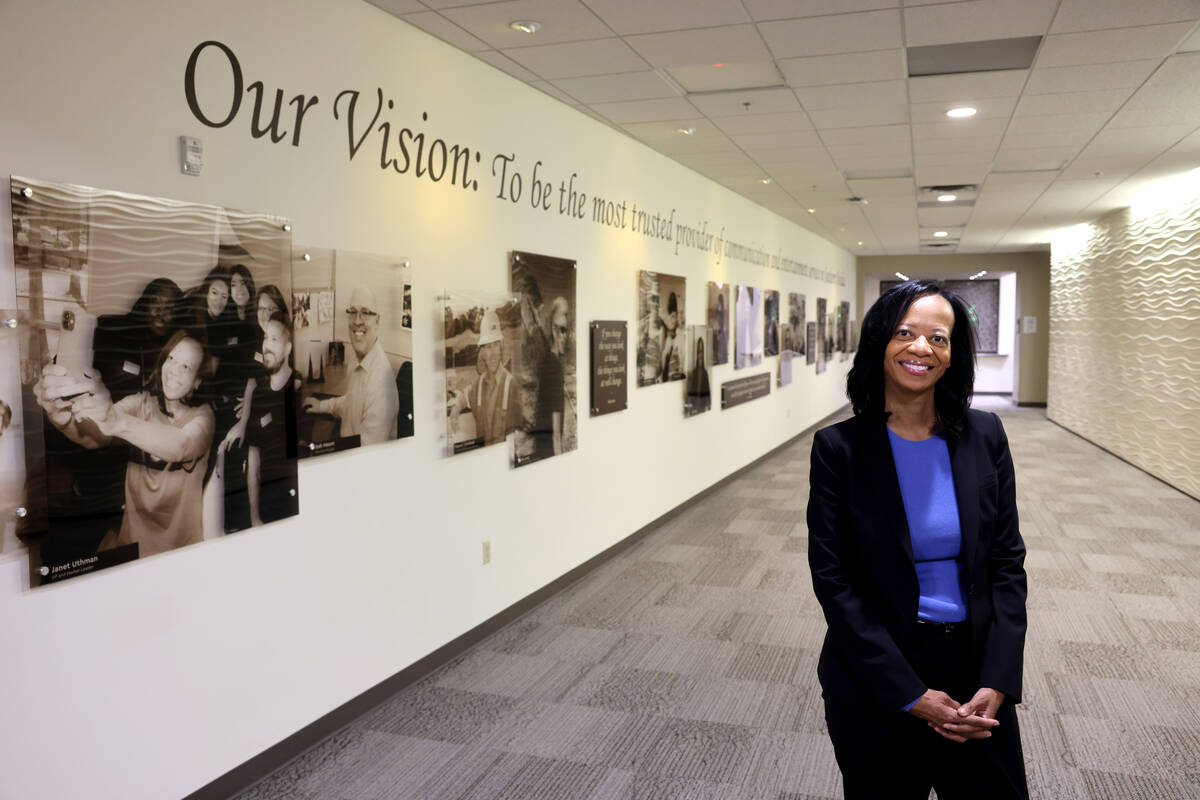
[759,10,903,59]
[622,118,722,140]
[731,130,824,149]
[916,164,992,185]
[591,96,700,123]
[473,50,541,81]
[912,118,1007,140]
[689,87,802,116]
[808,105,910,128]
[650,133,738,155]
[1180,23,1200,52]
[1014,88,1134,116]
[675,150,760,170]
[624,24,772,68]
[982,170,1058,188]
[1106,104,1200,128]
[551,71,679,103]
[1079,125,1196,157]
[778,49,907,87]
[1001,129,1094,150]
[711,112,814,135]
[902,0,1056,47]
[746,0,899,21]
[908,69,1028,103]
[1056,158,1138,181]
[745,143,841,164]
[367,0,427,14]
[817,124,911,145]
[827,140,913,160]
[530,81,581,105]
[401,12,492,51]
[795,79,908,111]
[441,0,611,48]
[1024,60,1161,95]
[1005,112,1110,135]
[993,147,1078,171]
[1119,52,1200,112]
[834,155,915,173]
[918,205,973,226]
[847,177,917,196]
[503,38,649,78]
[581,0,749,34]
[915,152,997,168]
[667,62,783,93]
[1037,22,1195,67]
[910,96,1017,122]
[1051,0,1200,34]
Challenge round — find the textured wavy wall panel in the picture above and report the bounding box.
[1049,195,1200,499]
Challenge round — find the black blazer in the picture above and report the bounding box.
[806,409,1028,712]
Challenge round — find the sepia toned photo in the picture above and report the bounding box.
[806,321,817,366]
[297,249,413,457]
[0,317,27,561]
[511,251,577,468]
[636,270,687,387]
[683,325,712,417]
[784,292,805,357]
[706,281,730,366]
[11,175,298,585]
[778,327,793,387]
[735,285,763,369]
[763,289,780,357]
[443,292,520,456]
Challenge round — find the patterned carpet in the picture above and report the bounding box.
[234,399,1200,800]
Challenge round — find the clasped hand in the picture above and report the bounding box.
[909,687,1004,743]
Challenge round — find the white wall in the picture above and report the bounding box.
[0,2,855,799]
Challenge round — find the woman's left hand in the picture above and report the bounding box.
[940,688,1006,738]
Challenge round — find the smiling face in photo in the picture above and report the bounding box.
[207,280,229,319]
[261,319,291,373]
[345,286,380,359]
[883,293,954,399]
[162,337,204,401]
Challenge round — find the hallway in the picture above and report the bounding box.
[237,402,1200,800]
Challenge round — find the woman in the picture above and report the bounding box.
[35,330,215,557]
[685,336,710,413]
[807,280,1028,799]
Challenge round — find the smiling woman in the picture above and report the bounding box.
[806,280,1030,800]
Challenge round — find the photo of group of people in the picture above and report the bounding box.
[763,290,780,357]
[706,282,730,366]
[443,292,520,456]
[510,251,577,468]
[293,247,413,457]
[735,285,763,369]
[11,176,299,584]
[636,271,687,387]
[683,325,712,417]
[783,293,806,356]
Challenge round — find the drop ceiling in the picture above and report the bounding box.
[368,0,1200,256]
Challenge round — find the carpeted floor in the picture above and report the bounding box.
[234,399,1200,800]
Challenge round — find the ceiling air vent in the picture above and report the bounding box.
[846,196,869,205]
[920,184,977,193]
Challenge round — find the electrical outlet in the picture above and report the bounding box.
[482,540,491,565]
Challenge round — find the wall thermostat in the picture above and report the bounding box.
[180,136,203,176]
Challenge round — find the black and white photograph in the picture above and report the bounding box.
[706,281,730,366]
[806,321,817,366]
[0,317,27,560]
[837,299,850,358]
[636,270,686,387]
[510,251,577,468]
[683,325,711,417]
[735,285,763,369]
[783,292,805,356]
[763,289,780,357]
[297,248,413,457]
[778,328,793,387]
[443,292,520,456]
[11,175,298,585]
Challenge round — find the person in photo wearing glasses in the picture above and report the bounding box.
[302,286,398,445]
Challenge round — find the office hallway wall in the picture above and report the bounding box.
[235,400,1200,800]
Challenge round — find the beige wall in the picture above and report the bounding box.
[857,252,1051,404]
[1050,194,1200,500]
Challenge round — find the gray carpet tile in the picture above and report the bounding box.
[234,402,1200,800]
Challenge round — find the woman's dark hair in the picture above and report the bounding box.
[130,278,183,325]
[846,280,977,436]
[149,329,211,415]
[228,263,256,310]
[667,292,678,314]
[257,284,291,328]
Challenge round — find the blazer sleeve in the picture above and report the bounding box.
[807,428,927,710]
[977,412,1028,703]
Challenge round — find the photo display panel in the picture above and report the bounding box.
[636,270,686,387]
[806,322,817,366]
[786,293,805,357]
[683,324,712,417]
[735,285,763,369]
[706,281,730,366]
[0,311,28,562]
[763,289,780,357]
[442,291,520,456]
[589,320,627,417]
[510,251,577,468]
[296,248,413,457]
[10,176,297,585]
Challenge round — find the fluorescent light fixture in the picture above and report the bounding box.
[933,230,949,237]
[895,272,910,281]
[937,194,957,202]
[946,106,977,118]
[510,20,542,34]
[760,177,772,184]
[676,127,695,136]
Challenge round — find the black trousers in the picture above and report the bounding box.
[824,624,1029,800]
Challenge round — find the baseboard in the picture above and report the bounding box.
[1016,401,1047,408]
[183,403,853,800]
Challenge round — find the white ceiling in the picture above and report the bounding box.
[368,0,1200,255]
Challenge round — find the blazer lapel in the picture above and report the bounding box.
[859,419,914,564]
[948,427,980,574]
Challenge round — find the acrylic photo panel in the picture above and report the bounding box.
[778,328,793,387]
[706,281,731,366]
[10,175,295,585]
[683,324,712,417]
[786,293,805,357]
[763,289,780,357]
[510,251,577,468]
[806,322,817,366]
[636,270,686,386]
[442,291,520,456]
[299,249,413,456]
[0,312,29,562]
[735,285,763,369]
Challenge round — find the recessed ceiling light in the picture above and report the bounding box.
[857,241,864,246]
[937,194,957,202]
[946,106,977,118]
[933,230,949,237]
[759,177,772,184]
[509,20,542,34]
[676,127,695,136]
[713,63,724,67]
[807,208,815,213]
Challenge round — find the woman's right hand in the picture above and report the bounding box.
[908,689,999,742]
[69,378,116,435]
[34,363,89,427]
